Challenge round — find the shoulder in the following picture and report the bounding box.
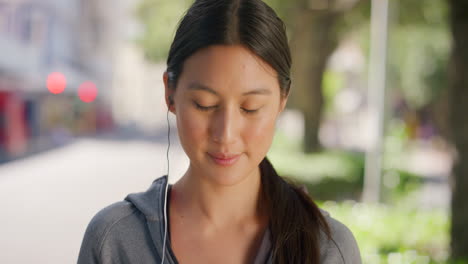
[319,209,362,264]
[77,201,140,262]
[86,201,138,239]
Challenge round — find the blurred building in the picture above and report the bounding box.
[109,0,169,135]
[0,0,116,161]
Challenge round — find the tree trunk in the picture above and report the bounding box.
[448,0,468,261]
[289,9,339,153]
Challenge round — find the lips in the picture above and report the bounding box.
[209,152,241,159]
[208,152,241,166]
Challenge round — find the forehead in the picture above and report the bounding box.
[177,45,279,96]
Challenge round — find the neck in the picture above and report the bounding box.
[172,165,267,231]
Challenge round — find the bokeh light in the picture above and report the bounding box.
[78,81,98,103]
[46,72,66,94]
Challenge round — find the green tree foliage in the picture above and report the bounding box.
[389,0,450,109]
[338,0,450,109]
[137,0,192,62]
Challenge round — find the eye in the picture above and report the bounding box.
[242,108,258,114]
[193,102,216,111]
[193,101,259,114]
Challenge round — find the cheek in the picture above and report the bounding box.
[244,116,277,155]
[176,108,207,151]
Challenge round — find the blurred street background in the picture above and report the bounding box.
[1,0,467,263]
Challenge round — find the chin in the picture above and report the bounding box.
[207,164,260,187]
[199,161,244,186]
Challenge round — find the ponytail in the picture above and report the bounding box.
[260,156,332,263]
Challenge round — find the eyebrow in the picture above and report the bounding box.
[188,82,271,96]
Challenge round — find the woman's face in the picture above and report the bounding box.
[164,45,288,186]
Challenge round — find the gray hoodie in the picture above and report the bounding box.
[77,175,362,264]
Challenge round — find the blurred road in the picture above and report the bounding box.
[0,131,187,264]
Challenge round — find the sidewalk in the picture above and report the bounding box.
[0,130,186,264]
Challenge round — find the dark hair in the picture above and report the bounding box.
[166,0,331,262]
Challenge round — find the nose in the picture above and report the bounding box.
[211,106,238,145]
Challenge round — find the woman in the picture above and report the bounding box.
[78,0,362,263]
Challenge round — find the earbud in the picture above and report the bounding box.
[168,95,174,105]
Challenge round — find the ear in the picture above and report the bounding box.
[163,71,176,114]
[278,94,288,114]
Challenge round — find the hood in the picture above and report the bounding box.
[124,175,177,263]
[124,175,168,221]
[320,208,330,217]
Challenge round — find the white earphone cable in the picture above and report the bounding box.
[161,107,171,264]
